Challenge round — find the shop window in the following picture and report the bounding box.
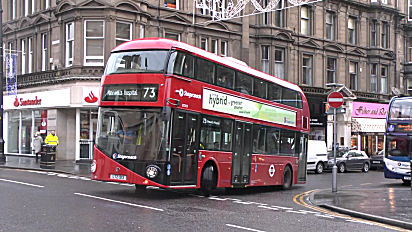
[7,111,19,153]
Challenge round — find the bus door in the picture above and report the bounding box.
[231,121,252,185]
[297,134,307,182]
[170,111,199,185]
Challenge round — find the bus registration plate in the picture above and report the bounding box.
[110,174,127,181]
[404,176,411,181]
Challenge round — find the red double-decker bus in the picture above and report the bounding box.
[91,38,310,194]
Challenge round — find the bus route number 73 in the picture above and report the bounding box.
[143,87,157,99]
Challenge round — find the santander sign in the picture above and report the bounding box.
[14,96,42,107]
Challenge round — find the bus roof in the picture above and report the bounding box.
[112,38,304,95]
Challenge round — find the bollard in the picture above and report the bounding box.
[40,144,56,169]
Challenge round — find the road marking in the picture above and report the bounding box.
[270,205,293,210]
[0,178,44,188]
[341,185,353,188]
[74,193,164,212]
[293,190,410,232]
[226,224,266,232]
[258,205,279,211]
[360,183,371,186]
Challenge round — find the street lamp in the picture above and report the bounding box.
[0,1,5,164]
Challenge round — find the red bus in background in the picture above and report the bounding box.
[91,38,310,194]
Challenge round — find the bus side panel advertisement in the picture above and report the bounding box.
[202,88,296,127]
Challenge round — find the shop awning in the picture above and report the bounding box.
[352,118,386,133]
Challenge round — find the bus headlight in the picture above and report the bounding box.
[146,165,160,179]
[91,160,97,173]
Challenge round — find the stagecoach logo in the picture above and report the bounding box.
[268,164,275,177]
[112,153,137,160]
[177,89,201,99]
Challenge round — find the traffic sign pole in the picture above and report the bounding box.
[332,107,337,192]
[328,91,343,193]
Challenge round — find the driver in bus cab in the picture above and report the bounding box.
[118,122,135,144]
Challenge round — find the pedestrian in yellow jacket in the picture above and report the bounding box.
[45,130,59,146]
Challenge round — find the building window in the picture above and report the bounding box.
[325,11,335,40]
[381,22,388,48]
[380,65,388,94]
[221,41,228,56]
[21,39,26,75]
[301,6,310,35]
[327,57,336,84]
[349,61,358,90]
[211,39,218,54]
[65,22,74,67]
[12,0,16,19]
[84,20,104,66]
[41,33,47,71]
[139,25,145,38]
[348,17,357,44]
[31,0,36,14]
[261,45,269,74]
[28,38,32,73]
[302,54,312,86]
[262,0,269,25]
[165,0,178,9]
[370,63,378,92]
[274,0,284,27]
[371,20,377,47]
[201,38,208,51]
[165,32,180,41]
[116,22,132,46]
[274,47,284,79]
[23,0,29,16]
[408,39,412,63]
[42,0,49,9]
[409,0,412,21]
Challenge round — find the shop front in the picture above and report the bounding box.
[350,101,388,156]
[3,85,99,161]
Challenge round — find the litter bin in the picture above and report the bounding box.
[40,144,56,169]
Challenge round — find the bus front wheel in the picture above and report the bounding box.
[201,165,217,196]
[282,166,292,190]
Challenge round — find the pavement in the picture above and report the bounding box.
[1,155,412,230]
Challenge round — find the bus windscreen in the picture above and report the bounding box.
[95,108,166,161]
[104,50,168,75]
[389,99,412,120]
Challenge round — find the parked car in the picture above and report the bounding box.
[327,150,371,173]
[307,140,328,174]
[370,150,384,170]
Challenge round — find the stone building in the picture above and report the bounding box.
[1,0,409,160]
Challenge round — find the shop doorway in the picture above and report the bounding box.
[80,110,98,160]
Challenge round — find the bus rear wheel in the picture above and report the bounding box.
[282,166,292,190]
[201,165,217,196]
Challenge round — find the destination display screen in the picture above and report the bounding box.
[102,84,158,102]
[388,123,412,133]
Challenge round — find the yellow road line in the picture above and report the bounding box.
[293,190,411,232]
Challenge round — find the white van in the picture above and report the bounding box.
[307,140,328,174]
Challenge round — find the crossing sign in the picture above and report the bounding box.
[328,92,344,108]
